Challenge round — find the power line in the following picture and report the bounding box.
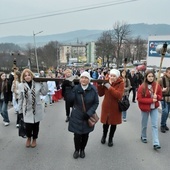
[0,0,138,25]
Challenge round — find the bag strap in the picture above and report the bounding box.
[163,76,166,88]
[81,94,86,112]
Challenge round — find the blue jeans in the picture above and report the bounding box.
[0,100,10,122]
[141,109,160,145]
[122,111,127,119]
[161,101,170,127]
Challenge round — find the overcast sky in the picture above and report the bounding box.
[0,0,169,37]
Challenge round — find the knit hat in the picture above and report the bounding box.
[110,69,120,77]
[80,71,91,80]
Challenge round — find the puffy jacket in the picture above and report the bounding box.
[68,84,99,134]
[137,82,162,112]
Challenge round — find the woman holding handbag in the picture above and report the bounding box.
[120,70,131,122]
[97,69,124,147]
[68,71,99,159]
[137,70,162,150]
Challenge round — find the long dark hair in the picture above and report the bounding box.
[0,72,8,93]
[120,70,129,87]
[142,70,156,96]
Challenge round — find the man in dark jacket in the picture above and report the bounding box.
[158,67,170,133]
[128,69,138,103]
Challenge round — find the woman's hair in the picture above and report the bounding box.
[20,69,34,82]
[142,70,155,96]
[15,71,21,83]
[120,70,129,87]
[64,69,72,75]
[0,72,8,93]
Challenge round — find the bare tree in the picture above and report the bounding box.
[112,21,131,68]
[95,31,115,66]
[133,36,147,61]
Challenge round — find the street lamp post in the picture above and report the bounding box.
[33,31,43,73]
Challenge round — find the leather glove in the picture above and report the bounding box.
[83,113,90,120]
[104,83,111,89]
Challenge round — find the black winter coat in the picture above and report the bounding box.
[68,83,99,134]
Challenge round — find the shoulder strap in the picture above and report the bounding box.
[163,77,166,88]
[81,94,86,112]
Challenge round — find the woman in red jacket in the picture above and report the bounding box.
[97,69,124,147]
[137,70,162,150]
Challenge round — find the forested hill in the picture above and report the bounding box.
[0,23,170,45]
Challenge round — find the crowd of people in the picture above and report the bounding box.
[0,65,170,159]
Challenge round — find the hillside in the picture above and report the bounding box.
[0,23,170,46]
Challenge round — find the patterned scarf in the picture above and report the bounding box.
[24,86,28,114]
[31,82,36,115]
[24,82,36,115]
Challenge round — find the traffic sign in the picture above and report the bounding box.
[148,40,170,57]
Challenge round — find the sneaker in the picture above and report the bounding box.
[50,103,52,106]
[16,124,19,128]
[123,119,127,122]
[3,122,9,126]
[153,145,161,150]
[160,126,166,133]
[141,137,147,143]
[165,126,169,131]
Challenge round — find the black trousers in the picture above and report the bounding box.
[74,133,89,151]
[25,122,40,139]
[103,124,117,139]
[65,99,70,117]
[129,87,136,102]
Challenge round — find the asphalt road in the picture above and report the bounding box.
[0,95,170,170]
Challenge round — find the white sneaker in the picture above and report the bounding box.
[16,124,19,128]
[123,119,127,122]
[4,122,9,126]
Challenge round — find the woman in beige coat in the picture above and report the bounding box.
[18,69,48,148]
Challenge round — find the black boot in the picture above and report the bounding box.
[73,150,79,159]
[108,125,116,147]
[108,137,113,147]
[101,124,109,144]
[101,135,106,144]
[80,150,85,158]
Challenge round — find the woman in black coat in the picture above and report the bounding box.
[68,71,99,159]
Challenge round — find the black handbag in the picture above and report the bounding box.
[18,118,27,138]
[118,95,130,112]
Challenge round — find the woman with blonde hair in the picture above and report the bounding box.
[62,69,76,122]
[11,71,21,127]
[18,69,48,148]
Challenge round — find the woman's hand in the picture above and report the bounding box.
[153,98,157,102]
[153,94,157,99]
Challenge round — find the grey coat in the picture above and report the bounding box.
[68,83,99,134]
[18,81,48,123]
